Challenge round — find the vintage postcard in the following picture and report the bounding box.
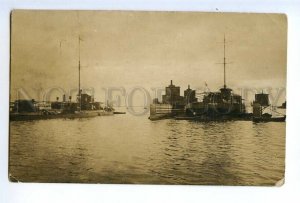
[9,10,287,185]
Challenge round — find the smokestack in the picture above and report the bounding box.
[188,84,190,89]
[63,94,66,102]
[171,80,173,85]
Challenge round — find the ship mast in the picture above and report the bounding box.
[223,34,227,89]
[76,11,82,112]
[78,35,81,111]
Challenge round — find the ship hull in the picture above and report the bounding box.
[175,113,252,121]
[149,103,185,121]
[252,116,286,122]
[10,110,114,122]
[149,114,174,121]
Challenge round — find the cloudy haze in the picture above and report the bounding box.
[10,10,287,105]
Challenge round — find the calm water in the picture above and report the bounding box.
[9,113,285,185]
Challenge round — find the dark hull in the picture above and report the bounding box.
[148,114,173,121]
[10,111,114,121]
[175,114,253,121]
[252,116,286,122]
[113,112,126,114]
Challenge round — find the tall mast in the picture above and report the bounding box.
[77,11,82,112]
[78,35,81,111]
[223,34,226,88]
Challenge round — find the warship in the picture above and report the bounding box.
[252,92,286,122]
[149,36,285,122]
[10,36,114,122]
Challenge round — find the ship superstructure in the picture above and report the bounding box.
[252,92,286,122]
[149,36,285,122]
[149,36,255,121]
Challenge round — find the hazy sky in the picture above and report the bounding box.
[11,10,287,104]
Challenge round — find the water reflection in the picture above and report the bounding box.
[9,115,285,185]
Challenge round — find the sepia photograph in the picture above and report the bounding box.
[9,10,287,185]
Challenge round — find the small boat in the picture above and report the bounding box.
[148,114,173,121]
[113,112,126,114]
